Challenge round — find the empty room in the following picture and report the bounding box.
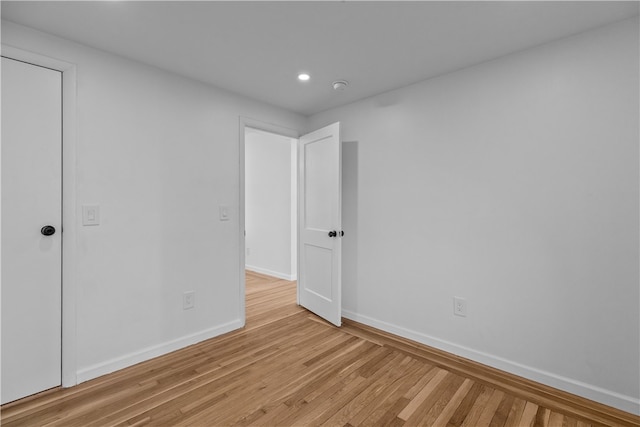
[1,1,638,426]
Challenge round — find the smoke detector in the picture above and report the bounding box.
[332,80,348,91]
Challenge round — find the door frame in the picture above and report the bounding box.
[238,117,300,325]
[1,45,78,387]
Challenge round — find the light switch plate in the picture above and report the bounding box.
[82,205,100,226]
[219,206,230,221]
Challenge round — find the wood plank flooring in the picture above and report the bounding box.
[1,271,637,426]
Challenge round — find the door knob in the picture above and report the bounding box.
[41,225,56,236]
[328,230,337,237]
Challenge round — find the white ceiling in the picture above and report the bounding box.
[2,1,638,116]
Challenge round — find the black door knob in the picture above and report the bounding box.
[41,225,56,236]
[328,230,337,237]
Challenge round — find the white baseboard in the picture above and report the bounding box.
[341,309,639,415]
[246,264,296,281]
[76,319,243,384]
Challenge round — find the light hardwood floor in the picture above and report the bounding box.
[1,271,637,426]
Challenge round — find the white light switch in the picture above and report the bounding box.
[83,205,100,226]
[219,206,230,221]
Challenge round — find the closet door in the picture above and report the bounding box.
[1,57,63,404]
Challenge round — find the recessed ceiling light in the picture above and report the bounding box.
[298,73,310,82]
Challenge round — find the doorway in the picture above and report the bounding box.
[244,127,298,281]
[238,118,300,324]
[239,119,343,327]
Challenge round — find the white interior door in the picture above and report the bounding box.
[298,122,342,326]
[1,57,63,404]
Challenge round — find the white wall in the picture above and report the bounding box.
[1,21,306,382]
[245,129,296,280]
[309,17,640,413]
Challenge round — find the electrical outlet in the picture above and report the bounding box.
[453,297,467,317]
[246,247,251,256]
[183,291,195,310]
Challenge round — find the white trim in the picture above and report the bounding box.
[342,309,640,415]
[290,139,298,281]
[245,265,296,281]
[239,117,300,325]
[1,44,79,388]
[76,320,243,384]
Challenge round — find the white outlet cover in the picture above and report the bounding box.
[453,297,467,317]
[183,291,195,310]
